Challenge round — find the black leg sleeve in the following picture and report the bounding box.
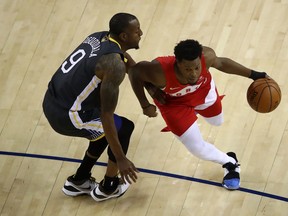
[108,117,135,163]
[74,136,108,180]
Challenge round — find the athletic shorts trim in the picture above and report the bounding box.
[69,75,102,130]
[155,79,222,136]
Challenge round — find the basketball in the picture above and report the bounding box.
[246,78,281,113]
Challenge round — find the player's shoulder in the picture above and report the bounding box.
[134,59,162,71]
[155,55,175,63]
[98,53,123,64]
[131,60,164,85]
[202,46,217,67]
[202,46,216,57]
[88,31,109,38]
[96,53,125,76]
[130,59,162,78]
[96,53,126,83]
[153,56,175,69]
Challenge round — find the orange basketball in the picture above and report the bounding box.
[246,78,281,113]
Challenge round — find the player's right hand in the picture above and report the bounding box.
[143,104,157,117]
[147,87,167,105]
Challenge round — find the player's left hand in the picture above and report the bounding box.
[249,70,269,80]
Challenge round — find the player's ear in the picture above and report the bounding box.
[119,32,127,41]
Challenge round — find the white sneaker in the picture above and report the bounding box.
[90,181,130,202]
[62,175,98,196]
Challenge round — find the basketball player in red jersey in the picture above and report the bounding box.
[129,39,267,190]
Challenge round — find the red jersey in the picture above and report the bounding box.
[154,55,222,136]
[156,55,212,105]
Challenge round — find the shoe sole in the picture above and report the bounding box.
[62,180,98,197]
[222,184,240,190]
[90,189,126,201]
[222,181,240,190]
[62,187,91,196]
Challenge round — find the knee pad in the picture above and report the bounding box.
[118,117,135,140]
[108,117,134,162]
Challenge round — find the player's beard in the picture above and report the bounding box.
[133,41,140,49]
[134,39,140,49]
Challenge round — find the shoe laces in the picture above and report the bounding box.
[88,176,96,183]
[222,162,240,171]
[72,176,96,187]
[99,176,121,195]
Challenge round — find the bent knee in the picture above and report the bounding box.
[121,117,135,132]
[210,118,224,126]
[204,113,224,126]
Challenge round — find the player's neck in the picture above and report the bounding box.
[108,35,121,49]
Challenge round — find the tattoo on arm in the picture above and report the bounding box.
[97,53,126,113]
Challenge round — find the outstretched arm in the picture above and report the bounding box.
[203,46,267,80]
[97,53,138,183]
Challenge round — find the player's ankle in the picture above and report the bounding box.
[100,176,119,194]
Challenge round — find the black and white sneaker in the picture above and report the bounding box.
[90,178,130,202]
[222,152,241,190]
[62,175,98,196]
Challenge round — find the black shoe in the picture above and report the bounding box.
[222,152,240,190]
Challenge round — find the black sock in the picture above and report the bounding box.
[74,137,108,181]
[73,152,98,181]
[100,175,119,194]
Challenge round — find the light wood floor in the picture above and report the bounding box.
[1,0,288,215]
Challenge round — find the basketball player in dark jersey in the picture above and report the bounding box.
[43,13,142,201]
[129,39,268,190]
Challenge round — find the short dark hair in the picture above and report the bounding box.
[174,39,203,62]
[109,13,137,36]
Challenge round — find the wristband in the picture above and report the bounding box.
[249,70,267,80]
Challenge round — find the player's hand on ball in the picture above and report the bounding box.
[247,78,281,113]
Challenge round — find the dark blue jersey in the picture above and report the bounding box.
[46,31,124,111]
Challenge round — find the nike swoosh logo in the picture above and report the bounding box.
[169,87,180,90]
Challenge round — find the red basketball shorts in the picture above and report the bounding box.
[154,81,223,136]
